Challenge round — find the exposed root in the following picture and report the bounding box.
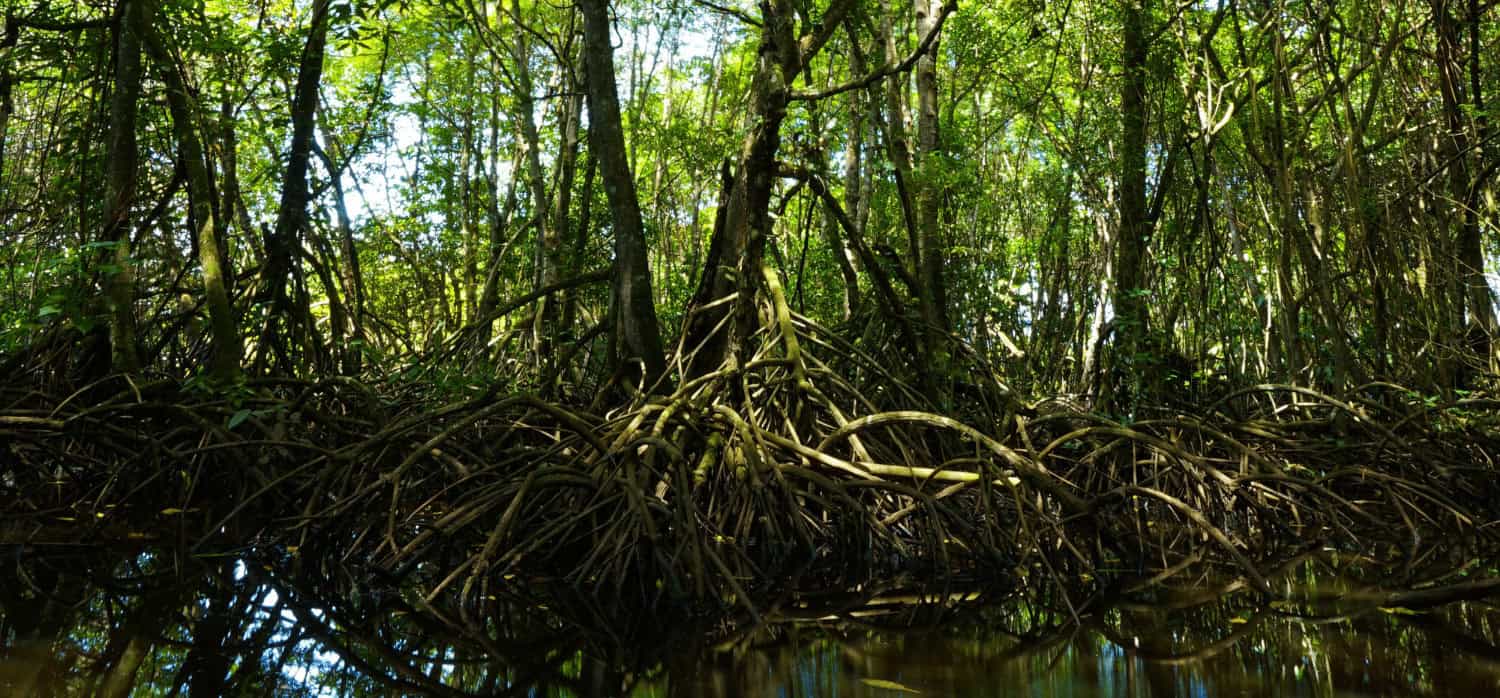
[4,307,1500,643]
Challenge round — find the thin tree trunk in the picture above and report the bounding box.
[319,147,367,372]
[509,0,559,361]
[459,48,478,328]
[477,150,523,349]
[551,61,584,346]
[879,0,922,293]
[913,0,949,347]
[837,27,868,321]
[260,0,330,374]
[562,153,596,341]
[1431,0,1473,385]
[102,0,150,372]
[219,100,256,255]
[579,0,667,387]
[146,27,241,381]
[0,18,18,183]
[1110,0,1151,406]
[1460,0,1495,364]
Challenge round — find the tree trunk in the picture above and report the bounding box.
[878,0,922,295]
[579,0,667,388]
[459,50,478,328]
[509,0,560,363]
[102,0,150,372]
[219,100,256,255]
[680,0,856,380]
[146,27,241,382]
[97,584,182,698]
[1110,0,1151,407]
[260,0,330,374]
[913,0,949,349]
[0,18,18,182]
[549,64,584,362]
[1458,0,1495,367]
[319,145,367,373]
[1431,0,1477,385]
[837,72,866,320]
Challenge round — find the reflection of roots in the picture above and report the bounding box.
[5,302,1500,636]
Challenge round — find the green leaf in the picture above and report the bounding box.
[860,678,921,694]
[228,409,253,430]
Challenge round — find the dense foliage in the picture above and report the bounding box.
[3,0,1500,694]
[2,0,1493,400]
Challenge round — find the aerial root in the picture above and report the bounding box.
[3,321,1500,629]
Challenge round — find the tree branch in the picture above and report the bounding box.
[789,1,957,102]
[691,0,760,27]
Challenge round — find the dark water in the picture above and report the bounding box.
[4,556,1500,696]
[662,603,1500,697]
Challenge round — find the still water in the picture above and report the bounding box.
[3,557,1499,696]
[662,603,1500,697]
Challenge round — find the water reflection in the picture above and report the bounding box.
[658,599,1500,697]
[3,551,1499,696]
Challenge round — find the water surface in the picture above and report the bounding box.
[3,557,1498,696]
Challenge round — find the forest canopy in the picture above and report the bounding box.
[1,0,1492,396]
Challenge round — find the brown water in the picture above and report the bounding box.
[4,559,1500,696]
